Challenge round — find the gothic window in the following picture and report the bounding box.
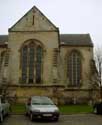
[0,52,5,73]
[67,51,81,86]
[21,40,43,84]
[21,46,28,83]
[0,52,5,65]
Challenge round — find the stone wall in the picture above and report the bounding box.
[7,85,99,104]
[8,31,59,85]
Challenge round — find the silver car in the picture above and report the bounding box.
[26,96,60,121]
[0,95,10,122]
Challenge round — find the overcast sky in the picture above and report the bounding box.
[0,0,102,47]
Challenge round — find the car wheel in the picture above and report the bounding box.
[30,113,34,121]
[0,113,3,123]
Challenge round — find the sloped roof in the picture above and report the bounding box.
[0,35,8,44]
[0,34,93,47]
[60,34,93,47]
[9,6,58,32]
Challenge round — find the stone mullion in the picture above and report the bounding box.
[26,47,29,84]
[34,46,36,84]
[28,45,35,84]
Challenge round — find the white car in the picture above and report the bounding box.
[0,95,10,122]
[26,96,60,121]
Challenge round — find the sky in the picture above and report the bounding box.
[0,0,102,47]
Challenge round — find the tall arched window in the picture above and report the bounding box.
[21,40,43,84]
[21,46,28,83]
[67,51,81,86]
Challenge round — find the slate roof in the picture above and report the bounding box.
[60,34,93,47]
[0,34,93,47]
[0,35,8,45]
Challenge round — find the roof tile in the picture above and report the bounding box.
[60,34,93,47]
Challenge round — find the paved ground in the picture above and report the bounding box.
[2,114,102,125]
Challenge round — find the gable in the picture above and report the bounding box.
[9,6,58,32]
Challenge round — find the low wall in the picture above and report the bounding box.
[4,85,100,105]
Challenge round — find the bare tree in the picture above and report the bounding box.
[94,47,102,99]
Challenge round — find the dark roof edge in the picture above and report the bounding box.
[60,33,93,47]
[60,44,93,47]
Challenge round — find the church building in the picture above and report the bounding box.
[0,6,97,103]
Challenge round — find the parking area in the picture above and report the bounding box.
[2,114,102,125]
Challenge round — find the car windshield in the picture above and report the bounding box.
[31,97,54,105]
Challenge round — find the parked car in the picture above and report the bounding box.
[0,95,10,122]
[25,96,60,121]
[93,101,102,114]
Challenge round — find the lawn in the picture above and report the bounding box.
[59,105,93,114]
[11,103,26,114]
[11,103,93,115]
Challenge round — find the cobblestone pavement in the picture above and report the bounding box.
[2,114,102,125]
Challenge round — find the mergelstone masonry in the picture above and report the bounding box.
[0,6,98,104]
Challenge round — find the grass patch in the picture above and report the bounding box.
[11,103,93,114]
[11,103,26,114]
[59,105,93,114]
